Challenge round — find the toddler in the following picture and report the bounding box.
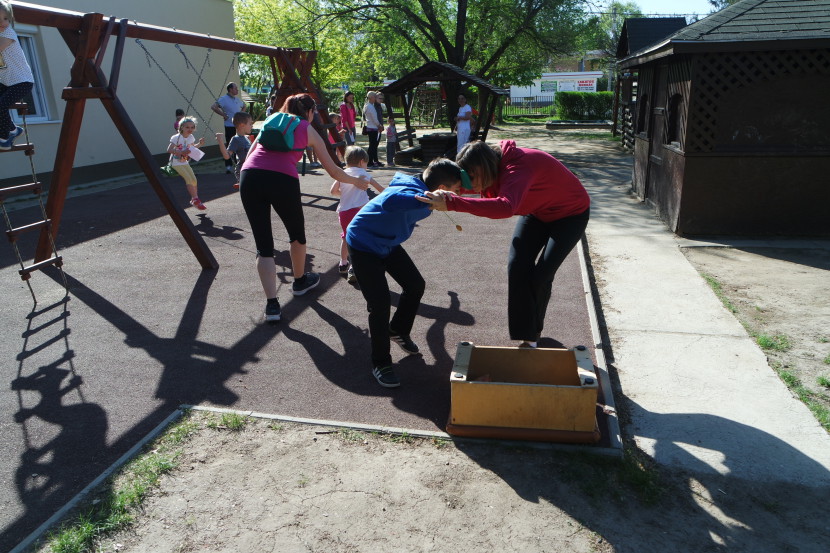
[0,1,34,150]
[167,116,206,209]
[385,115,398,166]
[330,146,384,283]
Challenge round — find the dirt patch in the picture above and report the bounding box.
[682,246,830,404]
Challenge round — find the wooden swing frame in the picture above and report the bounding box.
[13,1,332,270]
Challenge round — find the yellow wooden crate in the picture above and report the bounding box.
[447,342,600,442]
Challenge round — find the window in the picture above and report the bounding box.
[665,94,682,147]
[11,30,50,124]
[636,94,649,134]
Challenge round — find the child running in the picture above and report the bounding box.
[0,0,34,150]
[167,115,206,209]
[346,158,463,388]
[215,111,253,190]
[330,146,385,283]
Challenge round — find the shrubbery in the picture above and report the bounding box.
[554,91,614,120]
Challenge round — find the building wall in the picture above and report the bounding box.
[3,0,237,187]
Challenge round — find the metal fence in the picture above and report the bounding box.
[501,95,556,118]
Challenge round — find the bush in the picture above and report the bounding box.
[554,91,614,120]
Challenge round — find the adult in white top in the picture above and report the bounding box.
[211,82,245,172]
[455,93,473,155]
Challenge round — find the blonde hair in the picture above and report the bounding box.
[344,145,369,166]
[177,116,198,132]
[0,1,15,23]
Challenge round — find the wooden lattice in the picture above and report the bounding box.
[686,49,830,152]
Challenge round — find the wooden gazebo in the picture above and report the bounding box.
[380,62,508,150]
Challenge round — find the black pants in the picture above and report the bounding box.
[507,209,590,341]
[0,82,33,138]
[366,128,380,165]
[347,244,425,367]
[224,126,236,169]
[239,168,306,256]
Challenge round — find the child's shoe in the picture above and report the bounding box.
[8,126,23,141]
[372,365,400,388]
[190,198,207,210]
[233,182,240,190]
[338,262,350,274]
[347,266,357,284]
[390,330,419,355]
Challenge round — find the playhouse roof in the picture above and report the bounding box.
[380,62,509,96]
[620,0,830,68]
[615,17,688,58]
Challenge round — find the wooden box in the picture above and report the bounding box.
[446,342,600,443]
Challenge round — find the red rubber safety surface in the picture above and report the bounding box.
[0,167,606,549]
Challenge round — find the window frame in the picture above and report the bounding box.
[10,25,51,124]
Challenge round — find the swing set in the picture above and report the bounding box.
[9,1,341,276]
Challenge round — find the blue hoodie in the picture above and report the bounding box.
[346,172,431,257]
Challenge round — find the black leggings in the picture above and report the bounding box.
[507,209,590,341]
[239,168,306,257]
[223,126,236,169]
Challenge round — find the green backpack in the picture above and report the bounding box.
[255,112,305,152]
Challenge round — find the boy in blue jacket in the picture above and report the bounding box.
[346,158,463,388]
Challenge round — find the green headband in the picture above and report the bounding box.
[460,169,472,190]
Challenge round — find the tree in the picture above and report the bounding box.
[708,0,742,10]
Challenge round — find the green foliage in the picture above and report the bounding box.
[554,91,614,120]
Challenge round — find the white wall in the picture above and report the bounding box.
[509,71,605,99]
[4,0,237,182]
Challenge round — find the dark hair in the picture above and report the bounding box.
[281,93,316,118]
[343,91,354,103]
[232,111,252,126]
[226,82,237,93]
[422,158,462,192]
[455,141,501,190]
[344,146,369,166]
[175,108,185,117]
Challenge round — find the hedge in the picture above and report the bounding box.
[554,91,614,120]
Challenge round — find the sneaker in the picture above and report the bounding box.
[517,341,537,348]
[338,262,350,274]
[233,182,240,190]
[347,266,357,284]
[390,330,419,355]
[8,126,23,141]
[0,139,10,151]
[372,365,400,388]
[190,198,207,210]
[264,299,281,322]
[225,167,233,174]
[292,272,320,296]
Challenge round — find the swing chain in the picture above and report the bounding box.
[134,38,218,136]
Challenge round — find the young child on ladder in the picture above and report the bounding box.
[0,1,34,150]
[167,115,206,210]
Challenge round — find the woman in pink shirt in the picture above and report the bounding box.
[418,140,590,347]
[239,93,368,322]
[339,91,357,146]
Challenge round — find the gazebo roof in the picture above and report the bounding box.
[620,0,830,68]
[380,62,509,96]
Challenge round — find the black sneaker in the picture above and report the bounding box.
[338,262,350,274]
[372,365,400,388]
[390,331,419,355]
[347,266,357,284]
[264,300,281,322]
[292,272,320,296]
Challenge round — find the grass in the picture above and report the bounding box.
[755,333,792,352]
[819,375,830,388]
[701,273,738,314]
[775,366,830,431]
[43,413,200,553]
[206,412,250,431]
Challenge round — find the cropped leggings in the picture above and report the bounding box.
[239,168,306,257]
